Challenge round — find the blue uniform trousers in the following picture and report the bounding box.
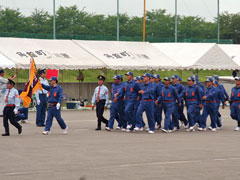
[136,101,155,131]
[36,94,47,126]
[172,104,180,129]
[154,104,161,126]
[187,104,197,127]
[124,99,136,128]
[230,103,240,123]
[16,108,28,122]
[200,102,217,129]
[108,101,123,129]
[216,103,222,127]
[162,102,175,130]
[179,103,188,126]
[118,101,125,128]
[195,106,201,125]
[45,106,67,131]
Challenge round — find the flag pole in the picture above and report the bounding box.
[143,0,146,42]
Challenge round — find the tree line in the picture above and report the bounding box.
[0,5,240,43]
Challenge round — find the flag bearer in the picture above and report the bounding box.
[155,77,181,133]
[184,77,202,132]
[91,75,109,130]
[41,76,68,135]
[230,77,240,131]
[1,79,22,136]
[134,73,155,134]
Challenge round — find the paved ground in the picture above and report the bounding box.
[0,108,240,180]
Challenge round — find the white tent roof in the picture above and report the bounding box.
[73,40,180,70]
[0,38,105,69]
[152,43,239,70]
[0,53,15,69]
[219,44,240,67]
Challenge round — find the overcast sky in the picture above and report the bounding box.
[0,0,239,21]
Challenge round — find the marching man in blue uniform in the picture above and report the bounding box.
[106,75,124,131]
[1,79,22,136]
[41,76,68,135]
[92,75,109,130]
[230,77,240,131]
[154,74,163,129]
[35,69,49,127]
[115,72,140,132]
[184,76,202,132]
[199,77,217,132]
[155,77,181,133]
[134,73,155,134]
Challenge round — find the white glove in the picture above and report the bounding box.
[56,103,61,110]
[37,99,41,105]
[14,108,18,114]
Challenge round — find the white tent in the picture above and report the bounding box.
[73,40,180,70]
[0,38,106,69]
[219,44,240,67]
[0,53,15,69]
[152,43,239,70]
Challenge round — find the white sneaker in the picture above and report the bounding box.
[187,126,194,132]
[211,128,217,132]
[217,127,221,130]
[173,127,177,131]
[63,126,68,134]
[184,124,189,129]
[180,121,184,127]
[145,128,150,132]
[168,130,173,133]
[127,125,132,129]
[42,131,50,135]
[198,127,204,131]
[134,127,143,131]
[116,126,121,130]
[235,127,240,131]
[208,126,213,130]
[162,129,168,133]
[105,127,113,132]
[148,130,155,134]
[121,128,126,132]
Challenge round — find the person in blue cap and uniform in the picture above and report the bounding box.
[230,77,240,131]
[183,76,203,132]
[155,77,181,133]
[106,75,124,131]
[1,79,22,136]
[194,74,204,91]
[41,76,68,135]
[134,73,155,134]
[15,89,29,124]
[115,72,140,132]
[154,74,163,129]
[92,75,109,130]
[199,77,217,132]
[171,75,185,130]
[35,69,49,127]
[134,76,144,129]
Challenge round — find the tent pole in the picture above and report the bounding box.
[78,69,80,101]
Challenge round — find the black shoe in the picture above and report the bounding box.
[18,126,22,135]
[37,125,45,127]
[2,133,10,136]
[95,128,101,131]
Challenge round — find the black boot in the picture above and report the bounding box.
[18,126,22,135]
[95,127,101,131]
[2,133,10,136]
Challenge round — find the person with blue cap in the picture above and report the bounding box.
[115,72,140,132]
[0,69,16,117]
[211,80,225,130]
[171,75,186,130]
[195,79,204,126]
[198,77,217,132]
[41,76,68,135]
[213,75,229,123]
[183,76,203,132]
[194,74,204,91]
[154,74,163,129]
[15,89,29,124]
[134,73,155,134]
[92,75,109,130]
[106,75,124,131]
[155,77,181,133]
[35,69,49,127]
[230,77,240,131]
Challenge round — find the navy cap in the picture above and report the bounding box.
[187,76,195,81]
[125,72,133,76]
[164,77,171,81]
[7,79,15,86]
[50,76,58,83]
[206,77,213,82]
[213,80,218,85]
[136,76,141,81]
[113,75,120,80]
[118,74,123,80]
[39,69,45,74]
[0,69,4,74]
[143,73,151,78]
[172,75,178,79]
[178,77,182,81]
[154,74,160,79]
[213,75,219,80]
[97,75,106,81]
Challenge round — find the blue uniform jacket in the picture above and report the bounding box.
[118,80,140,100]
[41,84,63,103]
[215,86,225,104]
[204,86,216,102]
[157,85,181,104]
[184,85,202,105]
[111,83,122,100]
[218,83,229,100]
[140,82,154,101]
[172,83,185,103]
[230,86,240,106]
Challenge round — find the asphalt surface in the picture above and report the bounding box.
[0,108,240,180]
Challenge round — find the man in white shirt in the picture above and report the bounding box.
[35,70,49,127]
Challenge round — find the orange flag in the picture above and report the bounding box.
[19,58,42,107]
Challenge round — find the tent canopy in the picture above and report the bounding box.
[219,44,240,67]
[0,53,15,69]
[152,43,239,70]
[73,40,180,70]
[0,38,105,70]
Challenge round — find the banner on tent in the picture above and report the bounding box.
[16,50,71,59]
